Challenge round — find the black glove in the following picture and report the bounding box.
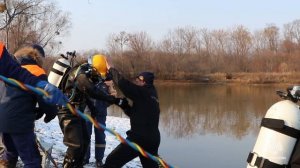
[115,97,128,108]
[105,72,113,81]
[44,112,57,123]
[35,108,44,120]
[114,97,132,116]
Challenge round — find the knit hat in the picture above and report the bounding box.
[32,44,45,57]
[136,72,154,85]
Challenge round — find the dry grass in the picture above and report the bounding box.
[206,72,300,85]
[154,72,300,85]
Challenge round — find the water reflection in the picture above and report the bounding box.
[107,84,289,167]
[157,84,284,139]
[108,84,286,139]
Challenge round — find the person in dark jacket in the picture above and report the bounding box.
[0,45,58,168]
[0,42,67,106]
[102,68,161,168]
[58,55,121,168]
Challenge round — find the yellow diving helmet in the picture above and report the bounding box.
[90,54,108,78]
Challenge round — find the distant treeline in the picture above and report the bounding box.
[44,19,300,81]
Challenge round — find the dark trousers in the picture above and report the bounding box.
[58,111,89,166]
[2,132,41,168]
[85,113,106,161]
[103,137,159,168]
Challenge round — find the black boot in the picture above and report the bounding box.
[63,155,83,168]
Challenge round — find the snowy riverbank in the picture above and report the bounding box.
[35,116,141,168]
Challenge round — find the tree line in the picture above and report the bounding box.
[105,20,300,80]
[1,1,300,81]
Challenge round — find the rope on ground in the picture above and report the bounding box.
[0,75,175,168]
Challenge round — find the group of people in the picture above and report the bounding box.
[0,41,161,168]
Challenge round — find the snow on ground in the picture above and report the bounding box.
[34,116,141,168]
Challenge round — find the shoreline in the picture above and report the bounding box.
[154,72,300,86]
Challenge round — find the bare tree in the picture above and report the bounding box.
[106,33,119,57]
[283,19,300,53]
[176,26,198,55]
[0,0,42,31]
[164,26,199,56]
[286,20,300,45]
[159,38,173,54]
[126,31,153,72]
[114,31,129,53]
[127,31,152,57]
[230,25,252,57]
[114,31,129,71]
[200,28,213,57]
[0,0,71,53]
[263,24,280,53]
[281,25,296,54]
[252,30,267,55]
[211,29,229,55]
[210,29,230,71]
[230,25,252,71]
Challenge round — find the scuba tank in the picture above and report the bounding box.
[48,51,75,87]
[247,86,300,168]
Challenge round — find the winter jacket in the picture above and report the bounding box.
[0,48,58,133]
[0,42,40,85]
[109,68,161,143]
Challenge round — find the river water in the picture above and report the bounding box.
[109,84,290,168]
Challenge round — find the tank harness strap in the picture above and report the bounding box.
[50,67,64,76]
[261,118,300,139]
[50,60,70,76]
[247,152,286,168]
[56,60,70,68]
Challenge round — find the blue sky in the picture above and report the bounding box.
[57,0,300,52]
